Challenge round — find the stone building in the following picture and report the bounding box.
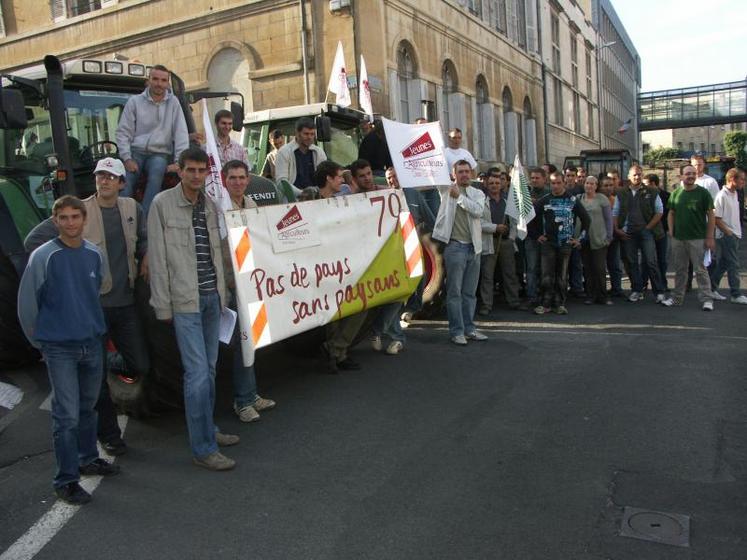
[0,0,548,167]
[642,122,746,158]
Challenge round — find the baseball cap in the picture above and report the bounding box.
[93,157,126,177]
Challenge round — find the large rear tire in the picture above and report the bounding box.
[416,233,445,318]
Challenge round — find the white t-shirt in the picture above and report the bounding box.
[713,187,742,239]
[445,147,478,172]
[695,173,720,199]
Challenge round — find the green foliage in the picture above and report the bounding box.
[643,146,680,167]
[723,131,747,169]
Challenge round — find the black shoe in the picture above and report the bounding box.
[319,344,339,375]
[336,357,361,371]
[55,482,92,505]
[100,439,127,457]
[80,458,121,477]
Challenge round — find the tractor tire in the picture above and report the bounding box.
[415,233,445,319]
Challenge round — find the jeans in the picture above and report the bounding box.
[520,238,541,302]
[122,150,169,214]
[641,235,669,292]
[711,235,742,297]
[98,304,151,444]
[540,244,572,308]
[671,237,713,304]
[480,237,520,310]
[371,302,405,343]
[606,238,623,294]
[568,247,585,294]
[403,276,424,314]
[173,291,221,458]
[621,229,666,294]
[41,339,103,488]
[581,245,608,301]
[444,241,480,337]
[232,344,258,409]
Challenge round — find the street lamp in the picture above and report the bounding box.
[595,40,616,149]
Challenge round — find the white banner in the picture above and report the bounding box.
[327,41,351,107]
[381,118,451,188]
[359,55,373,120]
[201,99,232,237]
[225,190,423,365]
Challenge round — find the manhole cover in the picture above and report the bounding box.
[619,506,690,548]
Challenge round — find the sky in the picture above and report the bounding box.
[612,0,747,92]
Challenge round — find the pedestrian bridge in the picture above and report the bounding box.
[638,80,747,131]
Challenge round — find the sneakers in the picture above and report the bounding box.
[554,305,568,315]
[450,335,468,346]
[370,335,383,352]
[55,482,92,505]
[193,451,235,471]
[79,458,120,477]
[711,291,727,301]
[234,403,260,423]
[216,432,240,447]
[730,295,747,305]
[628,291,642,302]
[702,300,714,312]
[386,341,404,355]
[100,439,127,457]
[656,294,674,307]
[400,311,413,323]
[533,305,549,315]
[253,396,276,412]
[337,357,361,370]
[466,330,488,341]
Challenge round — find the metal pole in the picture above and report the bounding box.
[299,0,310,104]
[352,0,361,110]
[596,39,603,150]
[536,0,549,163]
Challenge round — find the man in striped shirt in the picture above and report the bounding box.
[148,147,239,471]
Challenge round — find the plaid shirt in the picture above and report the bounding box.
[215,137,248,167]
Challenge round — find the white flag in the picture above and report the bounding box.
[201,99,232,237]
[505,155,536,240]
[359,55,373,119]
[327,41,351,107]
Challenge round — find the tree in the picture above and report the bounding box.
[643,146,680,167]
[723,131,747,170]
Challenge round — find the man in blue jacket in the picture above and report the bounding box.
[18,196,120,505]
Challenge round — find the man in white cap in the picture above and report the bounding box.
[24,158,150,456]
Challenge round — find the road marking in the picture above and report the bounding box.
[39,393,52,411]
[413,319,710,331]
[0,416,128,560]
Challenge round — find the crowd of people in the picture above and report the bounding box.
[16,64,746,506]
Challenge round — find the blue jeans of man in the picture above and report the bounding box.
[98,304,151,444]
[540,244,572,308]
[607,238,623,294]
[443,240,480,337]
[173,291,221,458]
[520,238,541,302]
[41,339,103,489]
[622,229,665,294]
[122,150,169,214]
[641,235,669,292]
[711,235,742,297]
[372,302,406,343]
[568,247,585,294]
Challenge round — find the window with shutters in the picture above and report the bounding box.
[0,4,5,37]
[485,0,508,33]
[396,42,417,124]
[553,77,563,126]
[476,76,495,160]
[573,92,581,132]
[50,0,113,22]
[585,48,593,98]
[571,34,578,89]
[515,0,527,49]
[441,61,457,132]
[551,12,561,75]
[587,100,594,139]
[467,0,482,17]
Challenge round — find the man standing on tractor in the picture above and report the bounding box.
[274,117,327,189]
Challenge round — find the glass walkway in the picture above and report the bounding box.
[638,80,747,131]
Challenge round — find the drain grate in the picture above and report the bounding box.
[619,506,690,548]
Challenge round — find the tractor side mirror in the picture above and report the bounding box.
[315,116,331,143]
[0,89,28,129]
[230,101,244,132]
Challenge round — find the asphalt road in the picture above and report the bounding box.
[1,286,746,559]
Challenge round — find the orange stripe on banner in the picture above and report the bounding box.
[406,244,422,273]
[234,229,251,270]
[400,215,415,240]
[251,303,268,346]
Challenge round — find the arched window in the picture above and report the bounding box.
[397,42,417,123]
[441,61,457,131]
[502,86,518,163]
[476,75,495,160]
[207,47,253,113]
[523,96,537,165]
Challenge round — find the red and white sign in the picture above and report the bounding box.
[383,118,451,187]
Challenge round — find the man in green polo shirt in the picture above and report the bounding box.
[667,165,716,310]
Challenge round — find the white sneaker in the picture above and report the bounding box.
[702,301,714,312]
[730,295,747,305]
[370,335,383,352]
[466,330,488,341]
[711,291,727,301]
[385,341,404,355]
[450,335,468,346]
[659,297,674,307]
[234,403,260,423]
[628,291,642,302]
[400,311,413,323]
[252,396,276,412]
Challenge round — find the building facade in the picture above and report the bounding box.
[642,122,746,158]
[0,0,549,168]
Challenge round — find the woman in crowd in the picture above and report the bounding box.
[579,175,613,305]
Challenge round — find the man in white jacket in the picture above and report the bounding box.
[274,117,327,189]
[433,160,488,345]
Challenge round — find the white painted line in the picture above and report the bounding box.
[39,392,52,412]
[0,416,128,560]
[412,319,710,331]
